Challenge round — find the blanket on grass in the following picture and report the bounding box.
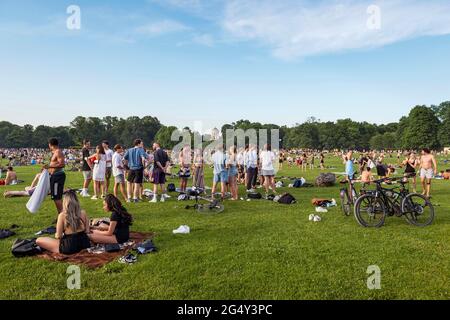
[35,232,153,269]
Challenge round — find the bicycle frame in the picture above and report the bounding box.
[371,178,409,216]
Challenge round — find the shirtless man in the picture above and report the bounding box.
[360,167,373,184]
[2,167,17,185]
[44,138,66,215]
[419,148,437,198]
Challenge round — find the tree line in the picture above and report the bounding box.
[0,102,449,150]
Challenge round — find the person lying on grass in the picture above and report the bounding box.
[3,172,41,198]
[89,194,132,244]
[36,191,91,255]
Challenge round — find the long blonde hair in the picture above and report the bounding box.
[63,191,83,231]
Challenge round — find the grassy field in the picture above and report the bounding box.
[0,154,449,300]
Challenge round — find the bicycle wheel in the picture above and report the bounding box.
[401,193,435,227]
[197,202,224,214]
[340,188,351,216]
[354,194,386,228]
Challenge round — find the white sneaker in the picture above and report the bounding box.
[82,192,91,198]
[160,196,165,203]
[309,214,315,221]
[149,196,158,203]
[91,196,98,200]
[173,225,190,234]
[315,207,328,213]
[313,215,322,222]
[162,194,171,199]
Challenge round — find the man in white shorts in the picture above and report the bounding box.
[419,148,437,198]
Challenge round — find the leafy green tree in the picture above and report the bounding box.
[434,101,450,147]
[370,132,397,150]
[154,126,180,149]
[401,106,441,150]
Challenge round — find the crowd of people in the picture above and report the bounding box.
[76,139,280,203]
[1,139,448,257]
[341,148,442,198]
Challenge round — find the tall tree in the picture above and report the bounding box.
[401,106,441,150]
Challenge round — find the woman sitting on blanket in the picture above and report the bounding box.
[3,173,41,198]
[37,191,91,254]
[89,194,132,244]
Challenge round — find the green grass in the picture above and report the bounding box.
[0,155,449,300]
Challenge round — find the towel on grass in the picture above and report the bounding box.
[35,232,153,269]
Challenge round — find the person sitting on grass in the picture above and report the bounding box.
[443,170,450,180]
[3,172,41,198]
[36,191,91,254]
[0,167,17,186]
[89,194,132,244]
[359,167,374,186]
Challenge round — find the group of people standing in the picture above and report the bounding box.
[344,148,439,198]
[80,139,171,204]
[282,151,325,171]
[208,143,278,200]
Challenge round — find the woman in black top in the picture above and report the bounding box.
[37,191,91,254]
[402,152,419,193]
[89,194,133,244]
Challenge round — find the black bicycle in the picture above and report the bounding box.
[184,188,225,214]
[354,177,434,227]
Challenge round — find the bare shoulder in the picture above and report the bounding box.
[58,213,67,223]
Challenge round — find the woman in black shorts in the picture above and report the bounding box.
[89,194,133,244]
[37,191,91,254]
[403,152,419,192]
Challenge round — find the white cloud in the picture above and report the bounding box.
[149,0,224,20]
[222,0,450,60]
[135,19,190,36]
[192,33,215,46]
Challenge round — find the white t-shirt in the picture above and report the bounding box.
[112,152,124,177]
[236,152,244,165]
[105,149,114,168]
[212,151,226,174]
[260,150,275,171]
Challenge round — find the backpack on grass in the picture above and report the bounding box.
[247,192,263,200]
[278,193,296,205]
[0,229,16,240]
[293,179,303,188]
[315,173,336,187]
[11,238,42,257]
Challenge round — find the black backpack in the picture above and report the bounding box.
[293,179,303,188]
[278,193,296,205]
[167,183,176,192]
[266,194,276,201]
[247,192,262,199]
[0,229,16,240]
[11,238,42,257]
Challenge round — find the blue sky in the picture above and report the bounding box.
[1,0,450,132]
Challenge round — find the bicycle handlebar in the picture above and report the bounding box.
[372,176,408,185]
